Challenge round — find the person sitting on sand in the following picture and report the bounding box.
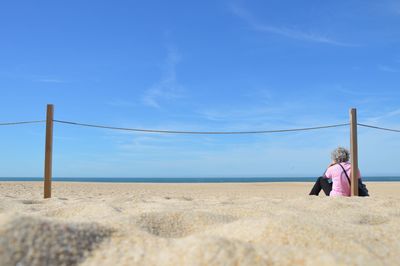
[309,147,360,197]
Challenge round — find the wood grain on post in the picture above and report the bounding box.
[350,108,359,196]
[44,104,54,199]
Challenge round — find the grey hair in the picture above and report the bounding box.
[331,147,350,163]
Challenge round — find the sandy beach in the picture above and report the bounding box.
[0,182,399,266]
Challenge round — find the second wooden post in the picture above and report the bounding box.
[44,104,54,199]
[350,108,359,196]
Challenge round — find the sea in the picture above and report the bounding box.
[1,177,400,183]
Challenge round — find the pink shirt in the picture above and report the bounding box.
[324,162,360,197]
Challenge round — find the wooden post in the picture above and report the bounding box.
[44,104,54,199]
[350,108,359,196]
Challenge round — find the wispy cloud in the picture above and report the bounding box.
[364,108,400,123]
[389,0,400,15]
[378,64,400,73]
[32,75,66,83]
[35,78,65,83]
[335,85,395,97]
[0,71,67,83]
[197,106,283,122]
[229,4,355,47]
[106,99,137,108]
[242,88,273,102]
[142,47,184,108]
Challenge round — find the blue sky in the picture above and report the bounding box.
[1,0,400,177]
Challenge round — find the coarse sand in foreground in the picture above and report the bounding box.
[0,182,399,266]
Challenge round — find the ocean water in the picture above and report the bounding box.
[1,177,400,182]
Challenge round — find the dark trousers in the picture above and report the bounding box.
[309,176,332,196]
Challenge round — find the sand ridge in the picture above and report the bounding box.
[0,182,399,266]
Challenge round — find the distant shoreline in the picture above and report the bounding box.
[1,177,400,182]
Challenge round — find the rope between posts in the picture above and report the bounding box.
[53,120,350,134]
[0,120,46,126]
[358,123,400,133]
[2,119,400,134]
